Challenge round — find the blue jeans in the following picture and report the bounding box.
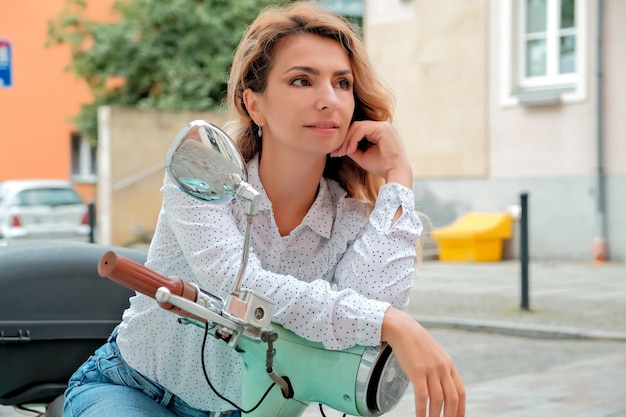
[63,332,240,417]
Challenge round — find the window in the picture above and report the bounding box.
[16,188,83,207]
[520,0,577,86]
[71,132,97,183]
[499,0,587,106]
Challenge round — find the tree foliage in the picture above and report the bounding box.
[47,0,293,142]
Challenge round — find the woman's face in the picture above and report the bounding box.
[246,33,355,158]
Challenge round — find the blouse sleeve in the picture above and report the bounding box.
[332,182,423,309]
[155,175,393,350]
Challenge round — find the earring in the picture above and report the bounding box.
[257,122,263,138]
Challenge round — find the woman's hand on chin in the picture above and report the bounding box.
[330,121,413,188]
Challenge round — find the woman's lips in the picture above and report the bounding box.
[306,122,339,134]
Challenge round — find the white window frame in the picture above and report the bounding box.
[499,0,587,107]
[71,132,97,183]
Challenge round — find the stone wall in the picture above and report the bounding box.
[97,106,228,246]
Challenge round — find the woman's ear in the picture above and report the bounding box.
[243,88,262,125]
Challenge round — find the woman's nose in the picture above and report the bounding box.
[317,84,339,111]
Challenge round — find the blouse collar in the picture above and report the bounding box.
[246,155,335,239]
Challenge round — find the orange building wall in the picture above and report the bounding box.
[0,0,115,201]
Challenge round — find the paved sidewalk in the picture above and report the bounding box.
[407,260,626,340]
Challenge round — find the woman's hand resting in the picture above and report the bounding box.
[331,121,465,415]
[382,307,466,417]
[330,120,413,189]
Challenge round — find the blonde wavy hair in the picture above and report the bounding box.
[226,1,394,203]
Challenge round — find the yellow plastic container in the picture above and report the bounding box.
[431,213,513,262]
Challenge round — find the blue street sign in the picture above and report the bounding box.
[0,40,13,88]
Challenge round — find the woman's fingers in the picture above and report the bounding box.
[409,350,462,417]
[441,370,461,417]
[413,376,429,417]
[332,121,393,157]
[331,122,367,156]
[418,364,463,417]
[427,373,445,417]
[452,369,467,417]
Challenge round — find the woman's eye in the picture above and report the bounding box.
[336,78,353,90]
[291,77,311,87]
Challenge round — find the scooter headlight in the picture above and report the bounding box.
[356,343,409,416]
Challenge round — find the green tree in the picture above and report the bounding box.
[47,0,293,142]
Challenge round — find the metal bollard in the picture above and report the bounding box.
[520,192,530,311]
[88,200,96,243]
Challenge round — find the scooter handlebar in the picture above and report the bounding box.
[98,250,202,320]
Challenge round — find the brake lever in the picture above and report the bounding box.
[155,287,244,346]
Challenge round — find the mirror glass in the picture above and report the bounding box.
[165,120,248,204]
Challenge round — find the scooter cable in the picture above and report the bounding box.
[200,322,277,413]
[319,403,347,417]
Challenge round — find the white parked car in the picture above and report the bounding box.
[0,179,91,246]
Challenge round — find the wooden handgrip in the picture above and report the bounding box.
[98,251,201,318]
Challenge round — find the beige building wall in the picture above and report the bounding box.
[97,107,228,246]
[365,0,489,178]
[603,0,626,175]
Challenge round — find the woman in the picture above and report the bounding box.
[63,2,465,417]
